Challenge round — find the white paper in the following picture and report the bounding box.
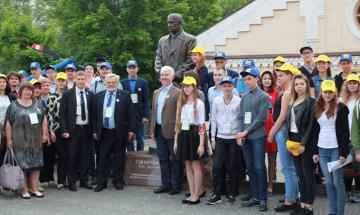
[105,107,113,118]
[29,113,38,124]
[327,154,353,173]
[131,93,138,103]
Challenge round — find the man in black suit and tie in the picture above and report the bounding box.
[120,60,150,152]
[59,71,94,191]
[92,73,135,192]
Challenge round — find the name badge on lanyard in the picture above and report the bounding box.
[105,107,113,118]
[131,93,138,104]
[244,112,252,124]
[29,113,38,124]
[223,122,231,134]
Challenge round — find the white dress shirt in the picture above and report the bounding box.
[75,87,89,125]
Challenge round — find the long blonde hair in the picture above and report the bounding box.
[340,80,360,104]
[175,84,200,133]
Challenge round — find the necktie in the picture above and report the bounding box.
[80,91,86,121]
[104,92,113,128]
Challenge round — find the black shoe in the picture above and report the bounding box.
[80,182,93,189]
[114,183,124,190]
[274,203,298,212]
[68,183,77,192]
[278,198,285,203]
[182,199,190,204]
[185,190,206,198]
[91,180,97,186]
[206,194,222,205]
[169,189,181,195]
[227,195,235,204]
[291,207,305,215]
[94,183,107,192]
[304,209,313,215]
[153,186,170,194]
[241,193,252,202]
[188,199,200,205]
[259,200,268,212]
[241,198,260,207]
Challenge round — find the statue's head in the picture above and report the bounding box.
[167,13,182,33]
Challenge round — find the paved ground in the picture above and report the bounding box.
[0,185,359,215]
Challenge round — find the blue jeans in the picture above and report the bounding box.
[319,147,346,215]
[242,136,267,201]
[276,125,298,201]
[155,125,183,190]
[127,120,144,151]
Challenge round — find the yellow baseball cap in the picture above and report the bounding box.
[321,80,336,92]
[286,140,301,156]
[0,73,7,80]
[29,79,40,86]
[278,63,295,74]
[273,56,286,64]
[56,72,68,80]
[291,68,302,75]
[316,55,331,63]
[181,76,197,86]
[346,74,360,83]
[190,46,205,56]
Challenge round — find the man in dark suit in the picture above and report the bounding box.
[92,73,135,192]
[59,71,94,191]
[120,60,150,152]
[207,52,239,88]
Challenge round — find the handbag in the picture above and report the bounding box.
[0,148,25,190]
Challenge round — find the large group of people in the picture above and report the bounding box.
[0,14,360,214]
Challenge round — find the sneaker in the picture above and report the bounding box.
[227,195,235,204]
[290,207,305,215]
[206,194,222,205]
[241,198,260,207]
[259,200,268,212]
[57,184,65,191]
[304,208,313,215]
[241,193,252,202]
[41,182,50,188]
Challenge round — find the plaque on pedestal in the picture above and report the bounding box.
[124,151,161,187]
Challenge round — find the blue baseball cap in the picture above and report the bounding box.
[242,59,255,68]
[220,76,234,85]
[65,63,76,70]
[240,67,260,78]
[29,62,41,69]
[18,70,28,77]
[100,62,112,69]
[127,60,138,67]
[214,52,227,60]
[339,54,353,62]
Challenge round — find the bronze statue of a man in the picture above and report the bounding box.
[155,13,197,83]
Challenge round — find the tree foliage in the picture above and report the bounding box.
[0,0,250,89]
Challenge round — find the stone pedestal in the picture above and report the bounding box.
[124,151,161,187]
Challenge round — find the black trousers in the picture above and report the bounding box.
[290,132,316,204]
[212,137,239,196]
[55,131,68,184]
[40,142,56,183]
[97,128,126,185]
[67,125,91,184]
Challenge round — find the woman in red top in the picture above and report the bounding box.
[260,70,279,195]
